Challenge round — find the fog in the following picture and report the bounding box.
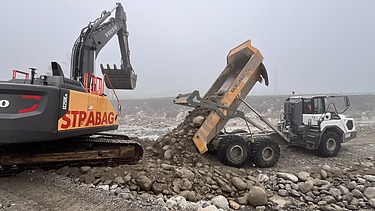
[0,0,374,98]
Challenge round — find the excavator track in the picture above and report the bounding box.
[0,133,143,176]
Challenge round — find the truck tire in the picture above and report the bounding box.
[250,137,280,168]
[317,131,341,157]
[217,135,250,167]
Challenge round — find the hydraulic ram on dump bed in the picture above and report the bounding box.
[174,40,269,154]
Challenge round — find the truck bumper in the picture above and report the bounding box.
[343,131,357,142]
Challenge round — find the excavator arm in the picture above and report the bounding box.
[70,3,136,89]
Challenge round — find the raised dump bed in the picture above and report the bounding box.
[174,39,269,154]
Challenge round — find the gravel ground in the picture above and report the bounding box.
[0,95,374,211]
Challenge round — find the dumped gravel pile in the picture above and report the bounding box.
[150,108,212,166]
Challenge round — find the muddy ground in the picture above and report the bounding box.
[0,94,374,211]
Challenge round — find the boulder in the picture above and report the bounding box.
[296,171,310,181]
[247,186,267,206]
[136,175,153,191]
[193,116,205,127]
[298,180,314,194]
[364,187,375,199]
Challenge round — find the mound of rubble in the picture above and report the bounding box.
[150,108,213,166]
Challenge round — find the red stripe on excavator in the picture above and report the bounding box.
[18,104,39,113]
[18,95,41,113]
[21,95,41,100]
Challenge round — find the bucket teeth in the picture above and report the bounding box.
[101,64,137,90]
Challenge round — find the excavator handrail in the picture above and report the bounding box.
[83,73,121,115]
[12,70,29,79]
[103,74,122,115]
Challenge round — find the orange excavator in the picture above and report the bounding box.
[0,3,142,167]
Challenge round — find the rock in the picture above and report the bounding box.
[57,166,70,176]
[114,176,125,185]
[179,178,193,190]
[364,187,375,199]
[198,205,218,211]
[232,177,247,191]
[123,173,132,183]
[296,171,310,181]
[351,189,363,198]
[369,198,375,208]
[82,174,95,184]
[193,116,205,127]
[255,206,266,211]
[322,195,336,204]
[298,180,314,194]
[103,180,112,185]
[320,170,328,179]
[278,189,288,197]
[257,174,269,182]
[338,185,349,195]
[247,186,267,206]
[277,173,298,183]
[152,181,168,194]
[322,164,331,172]
[216,178,232,193]
[164,150,172,160]
[361,162,374,168]
[178,201,199,211]
[80,166,91,174]
[136,175,153,191]
[237,194,249,205]
[329,187,342,199]
[118,192,134,200]
[178,167,195,180]
[97,185,109,191]
[180,190,197,202]
[347,181,357,190]
[364,175,375,182]
[228,199,240,210]
[210,195,229,210]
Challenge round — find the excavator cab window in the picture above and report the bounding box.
[313,97,325,114]
[303,99,313,114]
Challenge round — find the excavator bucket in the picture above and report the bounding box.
[174,39,269,154]
[101,64,137,90]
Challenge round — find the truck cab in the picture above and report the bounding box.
[282,95,357,156]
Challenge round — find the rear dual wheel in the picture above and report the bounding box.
[217,135,250,167]
[250,136,280,168]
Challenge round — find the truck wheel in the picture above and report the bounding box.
[318,131,341,157]
[217,135,250,167]
[250,137,280,168]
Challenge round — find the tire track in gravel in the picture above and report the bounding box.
[0,170,139,211]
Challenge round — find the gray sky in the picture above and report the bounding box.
[1,1,374,98]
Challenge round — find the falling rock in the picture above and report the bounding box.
[211,195,229,210]
[228,199,241,210]
[247,186,267,206]
[136,175,153,191]
[364,175,375,182]
[232,177,247,191]
[193,116,205,127]
[296,171,310,181]
[164,150,172,160]
[298,180,314,194]
[277,173,299,183]
[364,187,375,199]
